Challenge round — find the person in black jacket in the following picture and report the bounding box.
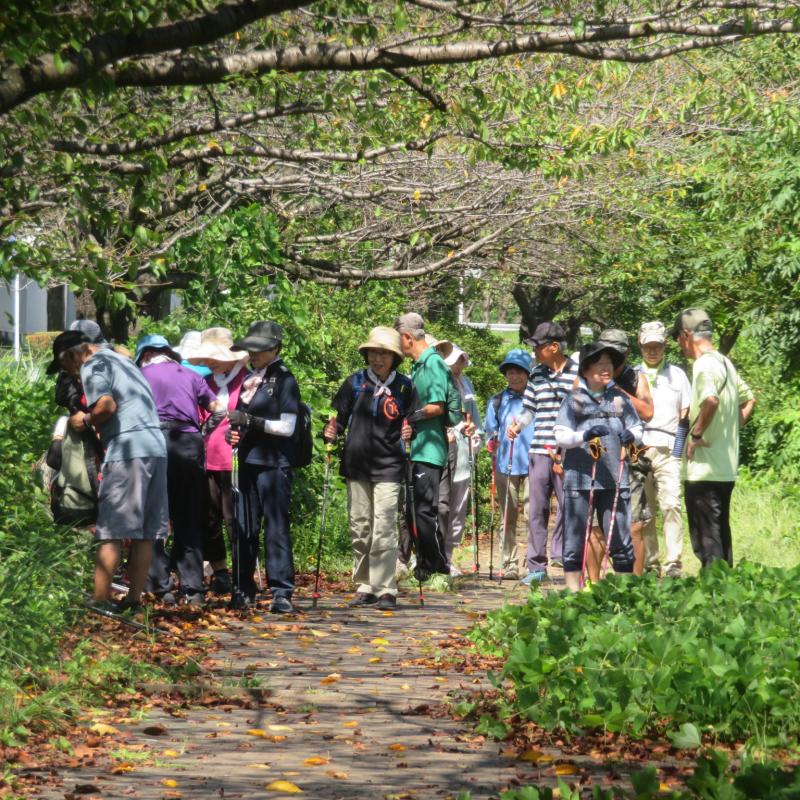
[227,321,300,614]
[323,327,417,610]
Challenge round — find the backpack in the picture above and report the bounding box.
[50,424,98,524]
[265,365,314,469]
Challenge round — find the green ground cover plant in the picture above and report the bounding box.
[472,561,800,747]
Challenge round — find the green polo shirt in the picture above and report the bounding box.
[410,346,449,467]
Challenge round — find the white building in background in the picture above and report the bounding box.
[0,276,76,349]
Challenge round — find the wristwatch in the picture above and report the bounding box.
[690,431,702,440]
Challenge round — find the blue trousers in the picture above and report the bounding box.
[236,464,294,600]
[562,487,634,573]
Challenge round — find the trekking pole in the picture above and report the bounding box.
[580,438,605,588]
[229,437,246,610]
[403,424,424,607]
[488,449,497,580]
[600,446,628,580]
[465,413,480,576]
[83,597,168,636]
[499,438,515,580]
[312,438,335,609]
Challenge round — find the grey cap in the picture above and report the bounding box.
[670,308,713,340]
[598,328,630,353]
[69,319,106,343]
[395,312,425,334]
[233,320,284,352]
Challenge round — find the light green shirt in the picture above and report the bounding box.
[410,346,449,467]
[684,351,754,483]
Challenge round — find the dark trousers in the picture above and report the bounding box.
[527,453,564,571]
[149,430,207,595]
[562,487,634,573]
[684,480,735,567]
[204,470,233,565]
[237,464,294,600]
[406,461,448,575]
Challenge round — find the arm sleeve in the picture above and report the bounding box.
[262,413,297,437]
[554,426,584,449]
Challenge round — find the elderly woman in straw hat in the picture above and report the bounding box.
[323,326,418,610]
[186,328,249,596]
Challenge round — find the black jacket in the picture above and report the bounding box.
[332,370,416,482]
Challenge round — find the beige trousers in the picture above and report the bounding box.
[495,473,527,573]
[347,480,401,596]
[642,446,684,576]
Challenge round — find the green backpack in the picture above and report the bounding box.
[50,425,98,525]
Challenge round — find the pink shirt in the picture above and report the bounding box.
[202,369,247,471]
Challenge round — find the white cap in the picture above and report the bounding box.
[639,321,666,345]
[444,344,469,367]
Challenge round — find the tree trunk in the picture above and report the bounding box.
[511,279,582,348]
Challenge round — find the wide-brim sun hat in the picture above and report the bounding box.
[358,326,404,359]
[233,320,284,352]
[188,326,248,365]
[175,330,203,360]
[444,344,470,367]
[500,348,533,374]
[579,341,625,373]
[135,333,181,366]
[424,333,453,360]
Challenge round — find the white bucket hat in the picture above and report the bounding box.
[444,344,470,367]
[187,327,249,365]
[175,330,203,360]
[358,326,404,359]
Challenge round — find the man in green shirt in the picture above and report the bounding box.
[395,313,450,580]
[671,308,756,567]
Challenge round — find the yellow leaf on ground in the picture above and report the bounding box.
[519,749,554,764]
[268,724,293,732]
[347,647,362,654]
[342,721,359,728]
[162,778,179,787]
[309,629,329,638]
[555,763,579,775]
[303,757,329,766]
[326,770,348,779]
[388,743,407,751]
[368,657,382,664]
[247,764,271,769]
[89,722,120,735]
[320,673,341,684]
[248,728,268,737]
[381,611,394,617]
[401,684,411,691]
[370,637,389,646]
[112,762,135,774]
[266,779,303,793]
[162,749,180,757]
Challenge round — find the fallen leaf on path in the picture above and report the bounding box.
[342,721,359,728]
[74,784,102,794]
[554,764,579,775]
[381,611,394,617]
[248,728,268,737]
[371,637,389,646]
[162,792,182,799]
[401,684,411,691]
[519,750,554,764]
[347,647,362,654]
[162,749,180,757]
[268,724,293,732]
[303,757,329,766]
[161,778,179,787]
[265,779,303,793]
[267,735,287,742]
[320,673,341,684]
[143,724,167,736]
[89,722,120,735]
[247,763,271,770]
[216,722,232,728]
[388,744,407,751]
[368,657,382,664]
[112,762,136,773]
[326,770,348,779]
[309,629,330,638]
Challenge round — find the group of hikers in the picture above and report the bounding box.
[43,305,755,614]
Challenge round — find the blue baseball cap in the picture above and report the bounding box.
[500,348,533,374]
[135,334,181,365]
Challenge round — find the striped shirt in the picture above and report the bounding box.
[522,357,579,454]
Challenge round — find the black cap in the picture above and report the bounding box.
[578,341,625,373]
[233,320,284,352]
[46,330,91,375]
[524,321,566,346]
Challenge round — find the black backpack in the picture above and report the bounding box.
[265,366,314,469]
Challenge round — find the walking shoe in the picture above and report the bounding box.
[157,591,178,606]
[502,570,519,581]
[376,593,397,610]
[520,570,548,585]
[413,566,432,583]
[348,592,378,607]
[185,592,206,607]
[230,592,254,611]
[210,570,232,594]
[270,596,294,614]
[550,559,563,569]
[112,598,143,616]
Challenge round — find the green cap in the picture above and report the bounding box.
[597,328,630,352]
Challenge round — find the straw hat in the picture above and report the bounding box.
[188,327,249,365]
[358,326,403,359]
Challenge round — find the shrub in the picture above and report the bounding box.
[472,561,800,746]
